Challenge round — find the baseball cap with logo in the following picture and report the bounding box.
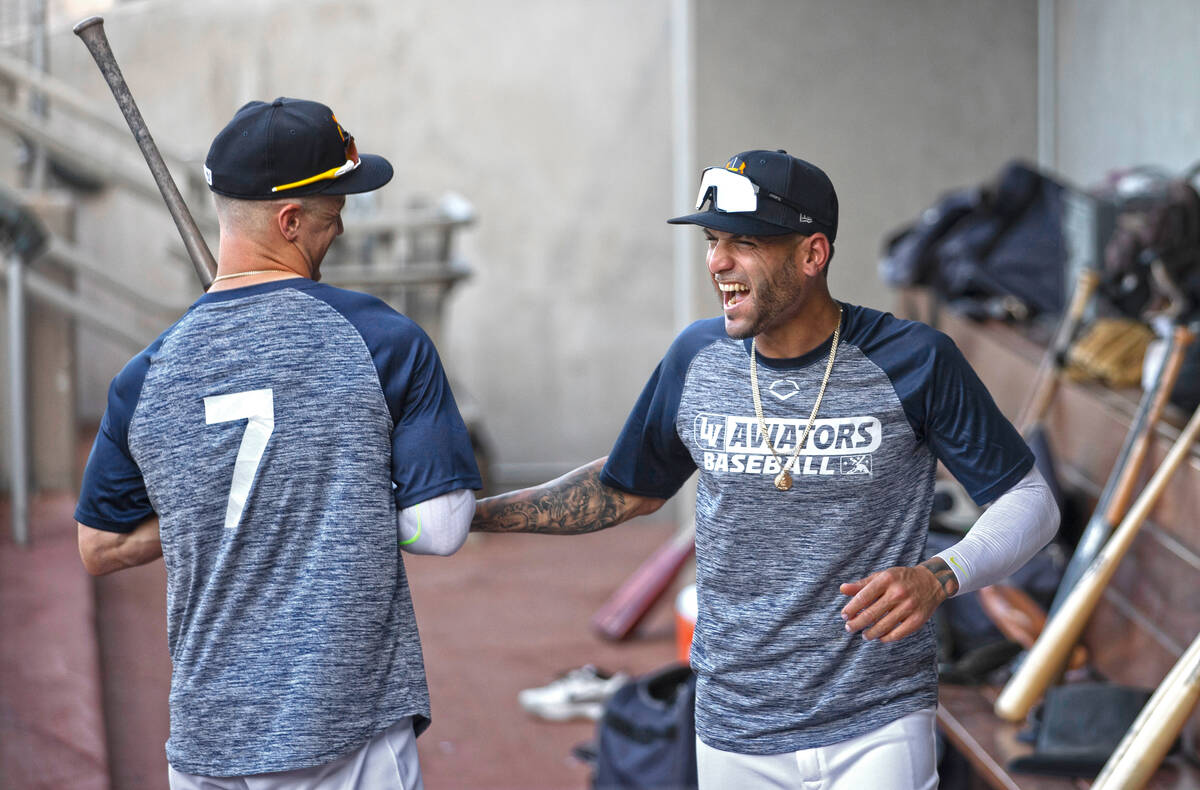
[204,97,393,199]
[668,149,838,241]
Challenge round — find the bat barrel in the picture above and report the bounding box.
[1091,634,1200,789]
[73,16,216,288]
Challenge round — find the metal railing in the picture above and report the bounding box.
[0,46,215,222]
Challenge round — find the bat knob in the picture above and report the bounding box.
[73,16,105,36]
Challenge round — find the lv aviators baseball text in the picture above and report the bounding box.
[693,414,881,476]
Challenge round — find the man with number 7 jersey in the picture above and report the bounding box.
[74,98,481,790]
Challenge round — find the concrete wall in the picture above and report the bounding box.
[1052,0,1200,184]
[692,0,1039,317]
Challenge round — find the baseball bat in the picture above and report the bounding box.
[73,16,216,289]
[1016,268,1099,434]
[994,402,1200,722]
[1091,630,1200,789]
[591,520,695,641]
[1049,324,1194,612]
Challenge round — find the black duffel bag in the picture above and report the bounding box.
[593,663,698,790]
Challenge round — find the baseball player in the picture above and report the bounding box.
[471,150,1060,788]
[75,98,481,789]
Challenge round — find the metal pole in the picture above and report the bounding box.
[28,0,48,190]
[1037,0,1056,170]
[671,0,696,333]
[670,0,699,534]
[7,251,29,546]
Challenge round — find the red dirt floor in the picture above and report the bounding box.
[2,489,685,790]
[0,495,109,790]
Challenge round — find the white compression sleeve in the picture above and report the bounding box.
[397,489,475,556]
[933,466,1060,596]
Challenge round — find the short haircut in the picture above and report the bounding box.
[212,193,334,235]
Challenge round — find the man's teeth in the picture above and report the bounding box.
[720,282,748,309]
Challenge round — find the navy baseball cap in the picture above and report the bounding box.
[668,150,838,241]
[204,98,393,199]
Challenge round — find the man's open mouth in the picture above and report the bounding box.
[718,280,749,309]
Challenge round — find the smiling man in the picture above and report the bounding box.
[471,150,1059,789]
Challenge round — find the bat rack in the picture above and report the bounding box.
[915,296,1200,790]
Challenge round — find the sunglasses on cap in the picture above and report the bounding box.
[271,131,361,193]
[693,167,807,216]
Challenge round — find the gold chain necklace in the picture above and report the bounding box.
[749,305,842,491]
[210,269,291,285]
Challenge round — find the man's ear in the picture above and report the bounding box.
[800,233,831,276]
[276,202,304,242]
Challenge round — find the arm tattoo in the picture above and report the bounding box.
[920,557,960,598]
[471,458,644,535]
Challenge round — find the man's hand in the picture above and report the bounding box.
[838,558,958,643]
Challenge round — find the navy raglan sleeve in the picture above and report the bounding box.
[384,328,482,508]
[920,331,1034,505]
[601,323,713,499]
[317,286,482,508]
[75,350,156,532]
[312,283,484,504]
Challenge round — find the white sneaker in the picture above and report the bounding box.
[518,665,630,721]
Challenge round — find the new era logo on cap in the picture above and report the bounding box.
[669,149,838,240]
[204,97,393,200]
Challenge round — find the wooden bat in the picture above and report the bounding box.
[1090,630,1200,789]
[73,16,216,288]
[994,402,1200,722]
[591,521,695,640]
[1049,324,1195,612]
[1016,268,1099,434]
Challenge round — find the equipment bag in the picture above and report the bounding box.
[879,160,1072,321]
[1099,167,1200,319]
[933,161,1070,318]
[1099,164,1200,411]
[593,663,698,790]
[879,187,980,289]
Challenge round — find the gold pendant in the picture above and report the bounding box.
[774,470,792,491]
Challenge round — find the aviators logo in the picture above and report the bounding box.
[692,413,881,479]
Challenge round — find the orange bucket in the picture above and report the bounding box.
[674,583,697,664]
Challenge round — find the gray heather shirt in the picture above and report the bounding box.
[76,280,481,775]
[602,304,1032,754]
